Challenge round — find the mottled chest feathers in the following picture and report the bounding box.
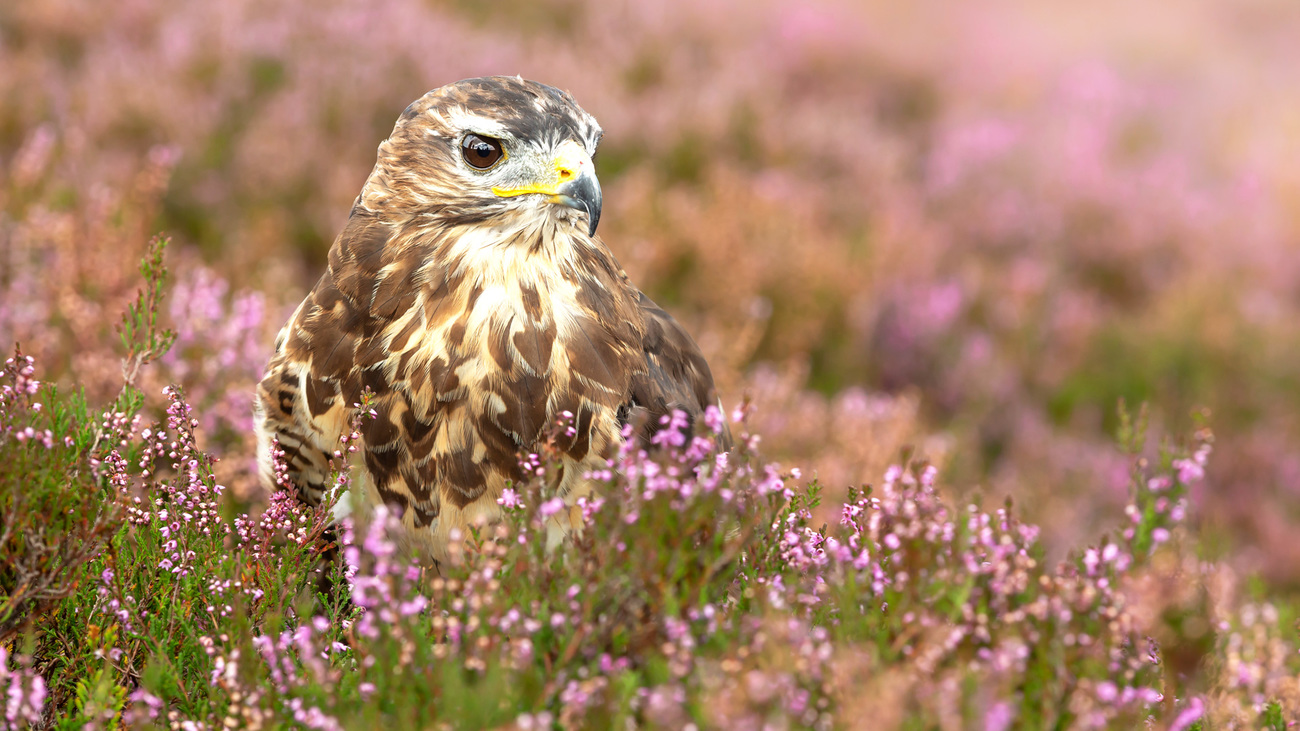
[340,226,642,504]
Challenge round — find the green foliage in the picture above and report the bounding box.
[1261,702,1286,731]
[0,356,118,646]
[117,234,178,389]
[9,339,1298,727]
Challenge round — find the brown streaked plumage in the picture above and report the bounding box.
[254,76,725,563]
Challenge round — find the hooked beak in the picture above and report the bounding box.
[493,140,603,236]
[552,166,602,236]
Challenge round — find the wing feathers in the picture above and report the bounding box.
[627,290,727,445]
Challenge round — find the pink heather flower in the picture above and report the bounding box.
[1172,457,1205,485]
[1169,697,1204,731]
[841,503,862,526]
[497,488,523,509]
[1170,501,1187,522]
[399,596,428,616]
[1084,548,1100,575]
[126,689,164,722]
[756,464,786,496]
[1,647,46,726]
[1137,688,1163,704]
[1095,681,1118,703]
[539,497,565,518]
[920,465,937,487]
[651,409,690,448]
[730,404,746,423]
[516,712,554,731]
[704,404,725,434]
[576,495,604,520]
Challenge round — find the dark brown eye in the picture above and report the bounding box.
[461,134,504,170]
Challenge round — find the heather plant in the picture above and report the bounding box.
[24,379,339,726]
[3,265,1298,727]
[6,0,1300,726]
[0,349,116,647]
[2,252,1267,728]
[13,299,1291,728]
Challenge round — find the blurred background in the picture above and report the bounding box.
[3,0,1300,584]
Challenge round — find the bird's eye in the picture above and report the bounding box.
[461,134,505,170]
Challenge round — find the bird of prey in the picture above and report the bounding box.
[255,76,724,563]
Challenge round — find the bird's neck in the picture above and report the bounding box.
[424,216,623,293]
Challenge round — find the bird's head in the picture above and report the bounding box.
[366,76,604,237]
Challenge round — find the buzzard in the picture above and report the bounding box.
[255,76,724,563]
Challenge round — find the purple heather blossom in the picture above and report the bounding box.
[1095,681,1118,702]
[703,404,725,434]
[1169,697,1205,731]
[497,487,524,509]
[539,497,565,518]
[984,702,1014,731]
[1,647,46,727]
[126,689,164,723]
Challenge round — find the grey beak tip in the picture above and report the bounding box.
[555,168,603,237]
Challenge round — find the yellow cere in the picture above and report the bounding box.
[492,140,590,199]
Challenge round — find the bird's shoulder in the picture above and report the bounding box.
[615,270,724,443]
